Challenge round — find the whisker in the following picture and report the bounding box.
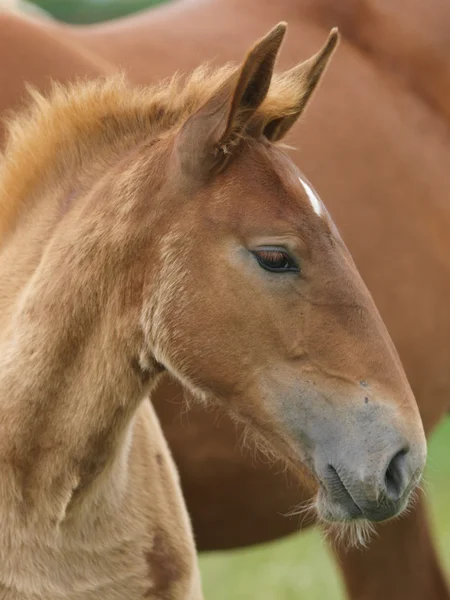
[320,519,376,550]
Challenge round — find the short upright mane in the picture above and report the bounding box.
[0,66,300,240]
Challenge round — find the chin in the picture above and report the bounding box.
[314,489,376,549]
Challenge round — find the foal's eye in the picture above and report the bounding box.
[252,249,299,273]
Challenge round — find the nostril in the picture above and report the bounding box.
[384,448,409,501]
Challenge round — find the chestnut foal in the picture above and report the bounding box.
[0,23,426,598]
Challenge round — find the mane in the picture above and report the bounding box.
[0,65,301,239]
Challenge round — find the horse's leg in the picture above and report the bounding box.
[335,490,449,600]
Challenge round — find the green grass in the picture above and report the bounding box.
[427,418,450,574]
[200,417,450,600]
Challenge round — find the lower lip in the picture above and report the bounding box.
[316,487,363,522]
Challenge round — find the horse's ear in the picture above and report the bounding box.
[262,28,339,142]
[176,22,287,175]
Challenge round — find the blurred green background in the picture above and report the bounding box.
[15,0,167,23]
[17,1,450,598]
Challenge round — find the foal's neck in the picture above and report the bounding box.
[0,151,163,532]
[0,260,154,525]
[0,76,180,529]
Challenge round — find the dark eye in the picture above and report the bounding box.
[252,249,299,273]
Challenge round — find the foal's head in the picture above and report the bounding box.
[140,25,426,528]
[3,24,426,531]
[144,24,426,528]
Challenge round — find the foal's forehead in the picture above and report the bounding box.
[265,144,325,216]
[225,142,329,229]
[297,175,323,217]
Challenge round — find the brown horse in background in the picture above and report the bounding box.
[1,1,450,598]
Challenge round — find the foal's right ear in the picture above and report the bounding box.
[175,22,287,176]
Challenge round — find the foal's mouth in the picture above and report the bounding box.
[315,462,416,528]
[317,466,364,521]
[313,480,377,548]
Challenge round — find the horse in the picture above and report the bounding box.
[0,4,449,598]
[0,22,427,598]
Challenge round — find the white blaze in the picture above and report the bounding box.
[298,176,323,217]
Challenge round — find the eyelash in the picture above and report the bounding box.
[252,249,300,273]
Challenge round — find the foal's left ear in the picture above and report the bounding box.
[176,22,287,175]
[262,28,339,142]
